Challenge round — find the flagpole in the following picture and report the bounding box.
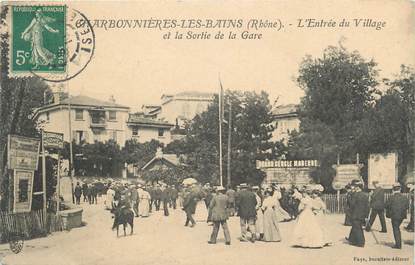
[218,77,223,187]
[227,101,232,188]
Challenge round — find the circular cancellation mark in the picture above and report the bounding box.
[31,8,95,83]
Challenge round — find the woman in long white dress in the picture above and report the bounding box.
[272,187,291,222]
[312,191,331,245]
[291,190,325,248]
[105,186,115,210]
[253,187,264,240]
[262,191,282,242]
[138,187,151,217]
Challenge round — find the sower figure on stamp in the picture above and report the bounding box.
[386,183,409,249]
[208,186,231,245]
[236,183,257,243]
[346,180,369,247]
[21,9,59,69]
[366,181,387,233]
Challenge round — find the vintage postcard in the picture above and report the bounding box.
[0,1,414,265]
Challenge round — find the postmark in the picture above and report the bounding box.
[9,5,95,82]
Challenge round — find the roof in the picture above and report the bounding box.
[59,95,129,108]
[141,153,185,170]
[271,104,299,116]
[175,91,215,98]
[33,95,130,119]
[127,114,174,128]
[161,91,215,104]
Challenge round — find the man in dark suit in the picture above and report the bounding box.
[153,185,162,211]
[386,183,409,249]
[235,183,257,243]
[366,181,387,232]
[183,188,197,227]
[404,185,414,232]
[74,182,82,205]
[208,186,231,245]
[161,185,170,216]
[170,186,179,210]
[346,181,369,247]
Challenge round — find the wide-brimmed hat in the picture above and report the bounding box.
[252,186,259,190]
[239,183,248,188]
[392,182,401,188]
[216,186,226,191]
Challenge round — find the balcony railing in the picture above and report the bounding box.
[90,118,106,128]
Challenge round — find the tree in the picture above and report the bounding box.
[290,45,380,190]
[0,6,53,207]
[166,90,274,186]
[121,139,162,168]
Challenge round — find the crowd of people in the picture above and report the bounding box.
[72,178,414,250]
[344,180,413,249]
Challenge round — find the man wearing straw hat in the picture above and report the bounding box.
[208,186,231,245]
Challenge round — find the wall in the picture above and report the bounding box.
[125,126,172,145]
[159,99,212,125]
[37,107,129,147]
[271,116,300,142]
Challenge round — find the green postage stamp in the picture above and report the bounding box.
[11,5,66,73]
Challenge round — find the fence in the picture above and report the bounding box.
[0,210,64,241]
[322,193,412,214]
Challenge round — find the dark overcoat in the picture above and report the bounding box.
[183,192,197,214]
[350,191,369,221]
[370,187,385,210]
[235,190,257,219]
[386,193,409,220]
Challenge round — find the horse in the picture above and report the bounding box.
[111,206,134,237]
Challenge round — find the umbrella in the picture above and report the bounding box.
[182,178,198,185]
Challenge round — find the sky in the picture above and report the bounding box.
[52,0,415,111]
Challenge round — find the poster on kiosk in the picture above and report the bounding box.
[368,152,398,189]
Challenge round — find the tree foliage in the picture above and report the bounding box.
[166,90,275,186]
[289,45,414,190]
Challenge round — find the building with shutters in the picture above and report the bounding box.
[33,95,130,147]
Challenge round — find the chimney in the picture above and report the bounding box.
[109,95,116,103]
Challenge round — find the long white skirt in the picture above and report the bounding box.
[291,208,325,248]
[194,200,208,222]
[139,199,150,217]
[256,209,264,234]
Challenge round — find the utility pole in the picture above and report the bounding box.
[218,77,224,187]
[41,131,47,217]
[227,102,232,188]
[67,84,75,204]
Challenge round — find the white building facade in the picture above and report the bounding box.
[158,91,214,126]
[33,95,130,147]
[271,104,300,143]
